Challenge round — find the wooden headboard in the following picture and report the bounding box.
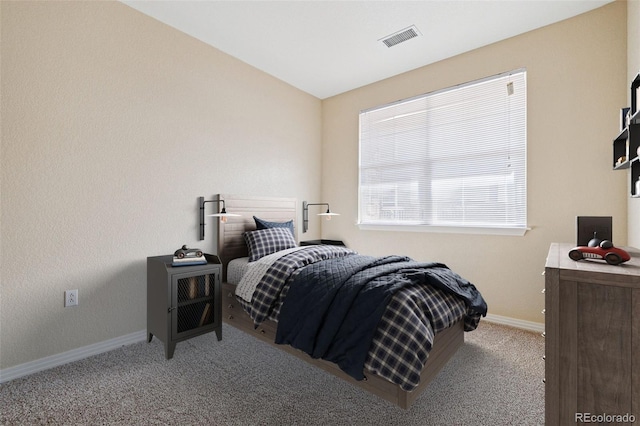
[215,194,297,281]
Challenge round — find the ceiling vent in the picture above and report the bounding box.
[380,25,421,48]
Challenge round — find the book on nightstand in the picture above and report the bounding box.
[171,255,207,266]
[199,303,212,326]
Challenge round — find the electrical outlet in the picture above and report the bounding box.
[65,289,78,307]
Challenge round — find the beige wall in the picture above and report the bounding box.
[320,1,628,323]
[628,1,640,247]
[0,1,322,369]
[0,0,633,373]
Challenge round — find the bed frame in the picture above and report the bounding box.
[215,194,464,409]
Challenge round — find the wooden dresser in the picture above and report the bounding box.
[545,243,640,425]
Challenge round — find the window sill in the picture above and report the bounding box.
[357,223,529,236]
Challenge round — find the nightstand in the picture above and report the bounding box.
[147,254,221,359]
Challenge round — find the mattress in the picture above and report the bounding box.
[227,257,250,285]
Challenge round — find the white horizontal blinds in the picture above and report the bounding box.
[360,97,430,224]
[359,69,527,229]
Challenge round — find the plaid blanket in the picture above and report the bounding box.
[236,245,483,391]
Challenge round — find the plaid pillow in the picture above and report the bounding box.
[244,227,297,262]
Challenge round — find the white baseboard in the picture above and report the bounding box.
[483,313,545,334]
[0,330,147,384]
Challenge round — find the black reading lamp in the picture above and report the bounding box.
[199,196,240,240]
[302,201,340,233]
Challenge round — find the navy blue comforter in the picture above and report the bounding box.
[274,254,487,381]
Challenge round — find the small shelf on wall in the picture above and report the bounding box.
[631,72,640,115]
[632,158,640,197]
[612,72,640,197]
[612,124,640,170]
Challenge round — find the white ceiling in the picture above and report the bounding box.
[122,0,613,99]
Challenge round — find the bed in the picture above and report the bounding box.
[215,194,486,409]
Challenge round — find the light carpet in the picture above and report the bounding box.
[0,321,544,425]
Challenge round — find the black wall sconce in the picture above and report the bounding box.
[199,196,240,240]
[302,201,340,233]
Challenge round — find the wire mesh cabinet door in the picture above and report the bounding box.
[171,268,221,342]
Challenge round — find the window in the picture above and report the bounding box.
[358,69,527,235]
